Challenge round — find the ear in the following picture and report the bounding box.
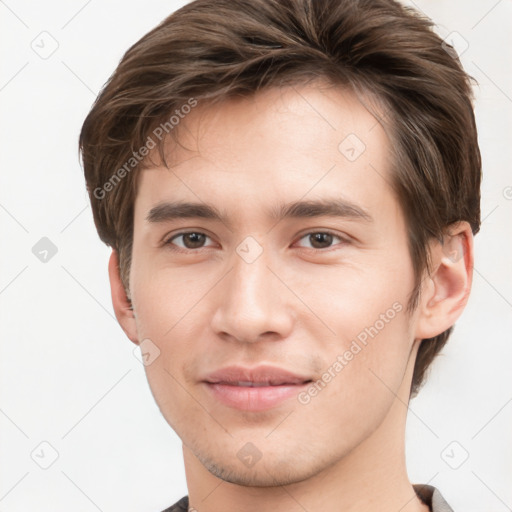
[414,221,474,340]
[108,249,139,345]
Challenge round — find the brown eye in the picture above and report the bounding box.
[166,232,213,250]
[296,231,347,250]
[182,233,206,248]
[309,233,334,249]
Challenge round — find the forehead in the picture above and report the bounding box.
[134,83,397,227]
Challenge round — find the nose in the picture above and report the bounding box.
[210,245,294,344]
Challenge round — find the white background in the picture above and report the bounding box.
[0,0,511,510]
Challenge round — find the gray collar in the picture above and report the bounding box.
[413,484,454,512]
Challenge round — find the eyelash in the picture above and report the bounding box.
[163,230,350,254]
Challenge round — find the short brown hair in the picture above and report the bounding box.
[79,0,481,397]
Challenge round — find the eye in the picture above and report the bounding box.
[163,230,349,253]
[295,231,348,250]
[164,231,215,251]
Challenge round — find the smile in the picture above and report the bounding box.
[202,365,313,411]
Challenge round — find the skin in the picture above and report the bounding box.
[109,82,473,512]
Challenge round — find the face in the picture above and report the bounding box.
[128,83,420,486]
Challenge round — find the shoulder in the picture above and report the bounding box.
[159,495,189,512]
[160,490,454,512]
[413,484,454,512]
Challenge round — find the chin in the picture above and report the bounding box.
[194,443,328,488]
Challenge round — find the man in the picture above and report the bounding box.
[79,0,481,510]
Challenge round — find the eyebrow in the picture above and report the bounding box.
[146,198,373,226]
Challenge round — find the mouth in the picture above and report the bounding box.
[202,365,313,411]
[225,380,311,387]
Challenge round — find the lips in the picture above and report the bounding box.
[202,365,313,411]
[203,365,312,386]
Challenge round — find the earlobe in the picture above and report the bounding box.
[108,250,140,345]
[415,222,474,340]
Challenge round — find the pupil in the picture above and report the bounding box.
[185,233,205,248]
[311,233,332,248]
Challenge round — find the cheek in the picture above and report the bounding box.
[283,249,412,336]
[129,266,216,419]
[131,261,212,337]
[292,256,414,398]
[296,304,412,446]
